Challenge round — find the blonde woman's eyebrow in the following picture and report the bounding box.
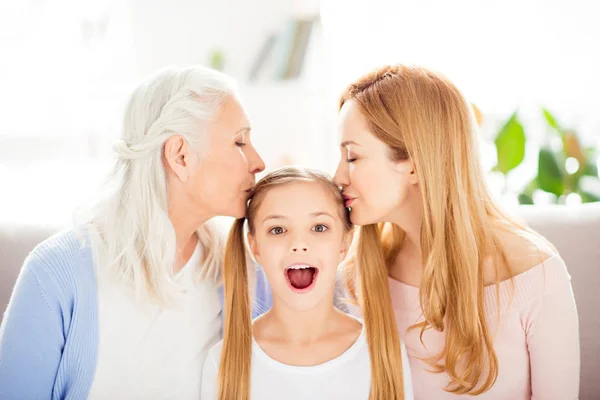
[340,140,360,148]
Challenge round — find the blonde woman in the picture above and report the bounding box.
[201,167,413,400]
[0,65,269,399]
[334,65,580,399]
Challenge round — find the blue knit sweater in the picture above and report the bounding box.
[0,229,272,399]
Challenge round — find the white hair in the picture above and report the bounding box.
[85,65,237,304]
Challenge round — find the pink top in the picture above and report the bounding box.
[389,254,580,400]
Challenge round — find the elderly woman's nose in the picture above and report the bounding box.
[249,145,265,174]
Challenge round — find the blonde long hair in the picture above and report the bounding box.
[219,166,405,400]
[340,65,537,395]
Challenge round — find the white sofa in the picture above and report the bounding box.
[1,203,599,398]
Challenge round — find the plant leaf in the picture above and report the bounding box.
[542,107,565,137]
[580,190,600,203]
[536,148,564,196]
[563,132,586,165]
[471,103,484,126]
[582,162,599,178]
[518,193,534,204]
[584,146,596,159]
[521,179,539,196]
[494,112,526,174]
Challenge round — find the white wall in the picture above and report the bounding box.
[0,0,333,226]
[321,0,600,143]
[130,0,316,79]
[129,0,333,172]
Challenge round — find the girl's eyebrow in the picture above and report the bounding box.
[310,212,334,219]
[262,215,286,224]
[261,212,335,224]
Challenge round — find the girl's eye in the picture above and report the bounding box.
[312,224,329,233]
[235,142,246,147]
[346,158,356,163]
[269,226,286,235]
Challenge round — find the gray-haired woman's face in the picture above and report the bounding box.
[198,96,265,218]
[169,96,265,219]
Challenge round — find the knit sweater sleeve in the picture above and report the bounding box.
[252,263,272,318]
[0,251,66,400]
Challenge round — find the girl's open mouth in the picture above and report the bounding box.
[285,264,319,293]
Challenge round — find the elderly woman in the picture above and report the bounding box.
[0,65,269,399]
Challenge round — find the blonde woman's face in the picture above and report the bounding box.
[248,182,352,312]
[333,100,414,226]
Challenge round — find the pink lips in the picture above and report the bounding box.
[284,263,319,294]
[343,195,356,208]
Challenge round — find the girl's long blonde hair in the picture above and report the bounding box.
[341,65,539,395]
[219,166,405,400]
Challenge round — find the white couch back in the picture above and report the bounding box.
[516,203,600,400]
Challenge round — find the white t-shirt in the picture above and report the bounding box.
[89,244,222,400]
[201,320,414,400]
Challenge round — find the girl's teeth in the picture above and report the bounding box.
[289,265,311,270]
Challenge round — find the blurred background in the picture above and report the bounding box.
[1,0,599,227]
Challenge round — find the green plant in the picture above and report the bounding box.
[209,49,225,71]
[492,111,526,195]
[493,112,526,176]
[493,108,600,204]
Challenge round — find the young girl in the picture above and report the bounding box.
[334,65,579,399]
[201,167,414,399]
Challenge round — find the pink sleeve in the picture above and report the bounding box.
[525,268,580,400]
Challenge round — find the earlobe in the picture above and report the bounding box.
[409,168,419,185]
[247,232,259,260]
[340,230,354,261]
[405,161,418,185]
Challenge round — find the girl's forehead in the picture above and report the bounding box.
[253,182,342,220]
